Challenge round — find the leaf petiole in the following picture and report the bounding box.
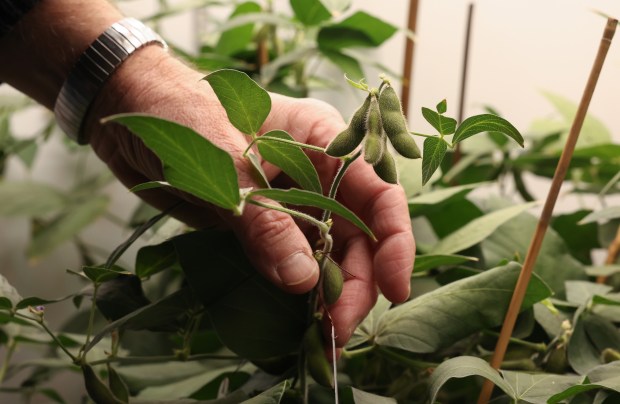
[243,136,325,157]
[247,198,330,234]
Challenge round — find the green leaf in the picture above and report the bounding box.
[249,188,375,240]
[107,114,241,212]
[290,0,331,26]
[0,275,23,308]
[28,195,109,258]
[246,152,270,189]
[242,379,291,403]
[350,387,396,404]
[257,130,322,193]
[204,69,271,136]
[96,275,151,321]
[421,107,456,135]
[0,182,66,217]
[413,254,478,274]
[430,202,536,255]
[215,2,262,56]
[318,12,397,50]
[579,206,620,225]
[568,309,602,375]
[15,295,73,310]
[347,294,391,349]
[481,198,587,297]
[565,281,612,306]
[173,231,307,359]
[375,262,552,353]
[0,297,12,310]
[500,371,582,403]
[453,114,524,147]
[135,241,179,278]
[408,182,482,210]
[129,181,171,193]
[428,356,513,403]
[83,265,131,284]
[421,137,447,185]
[108,365,130,403]
[319,48,364,81]
[436,99,447,114]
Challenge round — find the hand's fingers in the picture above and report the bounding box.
[338,159,415,303]
[221,199,320,294]
[323,234,378,347]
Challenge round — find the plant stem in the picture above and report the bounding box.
[400,0,420,119]
[82,283,100,359]
[243,136,326,157]
[597,225,620,284]
[410,132,437,139]
[342,345,375,359]
[321,151,361,223]
[0,339,16,383]
[247,199,329,234]
[376,346,437,370]
[88,353,239,367]
[481,330,546,352]
[478,18,617,404]
[14,312,77,362]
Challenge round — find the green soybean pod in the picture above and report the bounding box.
[82,364,123,404]
[363,98,385,165]
[322,256,344,306]
[325,95,372,157]
[373,149,398,184]
[378,86,421,159]
[304,319,334,388]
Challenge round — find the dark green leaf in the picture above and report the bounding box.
[84,288,195,353]
[500,371,582,403]
[83,265,131,284]
[96,275,151,321]
[421,136,447,185]
[246,152,270,189]
[375,262,552,353]
[15,295,73,310]
[436,99,447,114]
[0,297,12,310]
[0,181,66,217]
[453,114,524,147]
[319,48,364,81]
[565,281,611,306]
[28,195,109,258]
[257,130,322,193]
[204,69,271,136]
[108,365,130,403]
[215,2,262,56]
[136,241,178,279]
[568,309,602,375]
[173,231,307,359]
[242,379,291,403]
[347,295,391,349]
[579,206,620,225]
[107,114,241,213]
[290,0,330,26]
[551,210,600,264]
[429,356,513,403]
[408,182,482,215]
[413,254,478,274]
[249,188,375,240]
[421,107,456,135]
[481,199,587,297]
[430,202,536,255]
[82,364,123,404]
[350,387,396,403]
[318,12,397,50]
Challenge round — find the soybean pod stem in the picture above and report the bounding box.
[321,151,362,223]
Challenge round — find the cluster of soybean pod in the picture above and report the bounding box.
[326,79,422,183]
[302,79,422,390]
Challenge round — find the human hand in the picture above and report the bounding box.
[85,47,415,348]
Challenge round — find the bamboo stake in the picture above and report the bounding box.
[453,3,475,165]
[597,225,620,283]
[400,0,420,119]
[477,18,617,404]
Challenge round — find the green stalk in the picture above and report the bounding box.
[14,312,77,362]
[321,151,362,223]
[377,346,438,370]
[81,283,100,360]
[247,199,330,234]
[0,339,16,383]
[88,353,239,367]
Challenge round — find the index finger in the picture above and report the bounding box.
[337,158,415,303]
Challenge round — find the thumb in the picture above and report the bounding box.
[224,199,320,294]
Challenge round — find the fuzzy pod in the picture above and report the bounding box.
[82,365,123,404]
[373,149,398,184]
[544,345,569,373]
[363,98,385,165]
[304,319,334,388]
[325,95,372,157]
[322,256,344,306]
[378,86,421,159]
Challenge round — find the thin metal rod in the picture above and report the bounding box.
[453,2,475,165]
[400,0,420,119]
[477,18,617,404]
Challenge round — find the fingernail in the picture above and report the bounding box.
[276,252,319,286]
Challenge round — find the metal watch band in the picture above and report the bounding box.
[54,18,168,144]
[0,0,41,38]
